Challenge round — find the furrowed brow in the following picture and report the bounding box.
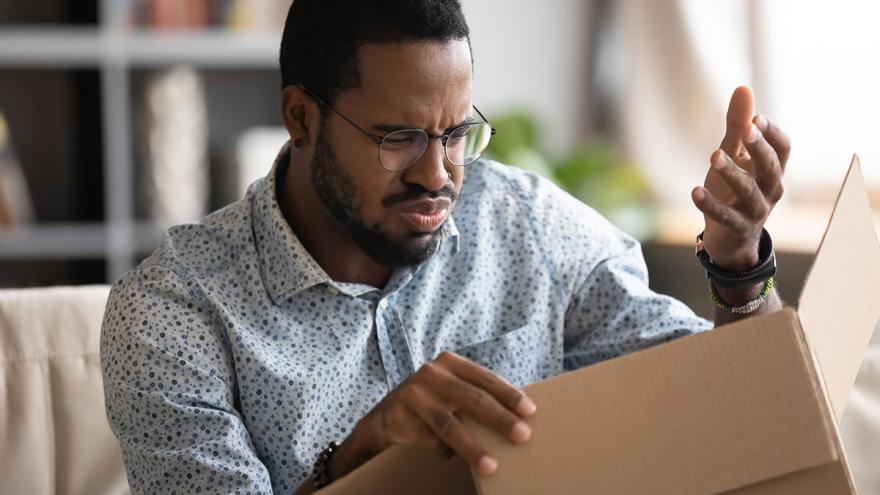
[372,114,477,135]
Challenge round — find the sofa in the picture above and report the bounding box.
[0,286,128,495]
[0,286,877,494]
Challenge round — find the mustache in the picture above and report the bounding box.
[382,184,458,207]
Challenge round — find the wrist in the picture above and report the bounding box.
[696,229,776,290]
[707,250,760,272]
[700,235,761,271]
[713,280,764,306]
[326,421,381,481]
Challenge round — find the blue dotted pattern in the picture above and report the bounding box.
[100,142,712,494]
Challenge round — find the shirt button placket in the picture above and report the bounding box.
[374,298,413,389]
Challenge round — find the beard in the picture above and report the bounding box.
[310,132,455,267]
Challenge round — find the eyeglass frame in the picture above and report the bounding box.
[298,84,497,172]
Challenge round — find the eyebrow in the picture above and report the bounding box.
[372,115,478,135]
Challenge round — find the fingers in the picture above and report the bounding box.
[383,404,452,458]
[720,86,755,158]
[437,351,537,417]
[742,124,784,202]
[754,114,791,172]
[710,150,768,220]
[403,384,498,475]
[372,352,539,477]
[692,185,750,231]
[420,361,532,445]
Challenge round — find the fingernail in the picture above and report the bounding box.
[754,114,769,131]
[478,455,498,475]
[693,188,705,201]
[511,421,532,443]
[517,396,537,416]
[746,124,760,143]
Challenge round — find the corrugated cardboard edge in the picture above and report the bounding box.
[791,310,844,462]
[723,461,854,494]
[789,311,858,494]
[726,309,857,494]
[797,155,880,423]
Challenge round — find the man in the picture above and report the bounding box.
[100,1,789,494]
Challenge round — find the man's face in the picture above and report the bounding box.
[310,40,473,267]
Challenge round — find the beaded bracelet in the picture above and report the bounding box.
[312,440,339,490]
[709,277,774,314]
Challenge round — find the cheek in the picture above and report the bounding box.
[356,173,399,222]
[329,139,392,217]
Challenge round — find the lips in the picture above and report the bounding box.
[396,198,452,232]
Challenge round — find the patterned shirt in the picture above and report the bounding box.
[101,142,712,494]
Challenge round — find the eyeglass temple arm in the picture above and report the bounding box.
[300,84,495,139]
[472,105,497,134]
[297,84,384,144]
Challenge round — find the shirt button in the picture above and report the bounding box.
[377,300,387,311]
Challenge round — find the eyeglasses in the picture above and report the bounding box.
[299,85,496,172]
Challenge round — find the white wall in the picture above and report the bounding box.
[460,0,593,156]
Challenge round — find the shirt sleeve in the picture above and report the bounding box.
[561,233,713,371]
[502,167,713,372]
[101,264,274,494]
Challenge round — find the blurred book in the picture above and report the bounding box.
[124,0,289,32]
[0,112,34,227]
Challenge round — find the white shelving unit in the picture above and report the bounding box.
[0,1,281,282]
[0,28,280,68]
[0,222,163,259]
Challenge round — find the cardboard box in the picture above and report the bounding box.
[319,157,880,495]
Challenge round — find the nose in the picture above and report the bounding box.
[400,137,451,192]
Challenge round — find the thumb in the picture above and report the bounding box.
[719,86,755,158]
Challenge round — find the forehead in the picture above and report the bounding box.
[338,40,474,126]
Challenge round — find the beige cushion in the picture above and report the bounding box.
[0,286,129,495]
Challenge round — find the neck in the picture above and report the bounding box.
[277,153,394,288]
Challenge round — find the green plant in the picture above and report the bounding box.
[484,110,658,241]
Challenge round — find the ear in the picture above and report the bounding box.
[280,85,321,147]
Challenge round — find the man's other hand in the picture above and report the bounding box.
[692,86,791,270]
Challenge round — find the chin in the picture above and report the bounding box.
[405,229,437,240]
[350,215,447,267]
[367,230,442,267]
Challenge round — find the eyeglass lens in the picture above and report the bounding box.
[379,122,493,171]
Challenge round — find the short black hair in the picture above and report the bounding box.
[280,0,471,103]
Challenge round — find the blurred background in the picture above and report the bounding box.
[0,0,878,318]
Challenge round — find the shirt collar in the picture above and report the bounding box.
[252,141,461,305]
[253,142,331,305]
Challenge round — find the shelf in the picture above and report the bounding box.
[0,16,282,284]
[0,222,164,259]
[0,27,103,67]
[0,27,281,68]
[123,30,280,67]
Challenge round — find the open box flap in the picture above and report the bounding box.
[797,156,880,422]
[466,309,840,495]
